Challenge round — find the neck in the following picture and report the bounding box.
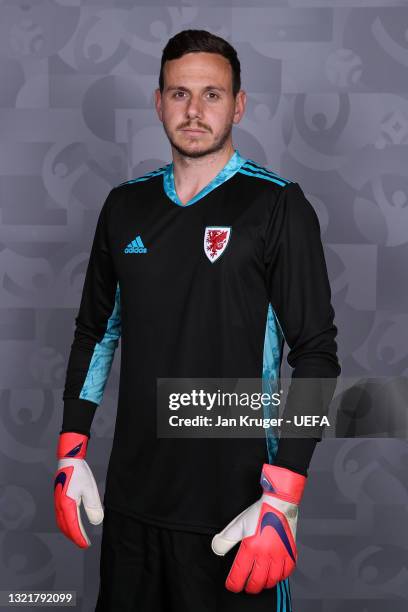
[171,142,236,205]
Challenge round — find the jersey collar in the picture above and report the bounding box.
[163,149,247,207]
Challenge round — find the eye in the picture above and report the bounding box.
[173,91,186,99]
[206,91,219,100]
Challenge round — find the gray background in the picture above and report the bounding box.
[1,0,408,610]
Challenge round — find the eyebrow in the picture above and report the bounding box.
[166,85,227,93]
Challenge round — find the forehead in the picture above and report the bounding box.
[163,52,232,87]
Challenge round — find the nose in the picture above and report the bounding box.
[185,95,203,119]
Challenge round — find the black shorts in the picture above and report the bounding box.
[95,507,293,612]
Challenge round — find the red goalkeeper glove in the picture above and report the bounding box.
[54,432,104,549]
[211,464,307,594]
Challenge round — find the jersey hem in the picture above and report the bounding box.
[103,502,223,535]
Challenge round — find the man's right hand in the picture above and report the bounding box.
[54,432,104,549]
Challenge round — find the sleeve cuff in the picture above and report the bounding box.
[60,398,98,439]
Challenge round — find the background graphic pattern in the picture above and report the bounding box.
[0,1,407,609]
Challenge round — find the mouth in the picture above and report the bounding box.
[180,128,208,134]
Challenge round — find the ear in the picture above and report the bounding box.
[154,88,163,122]
[233,89,246,125]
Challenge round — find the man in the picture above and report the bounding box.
[54,29,340,611]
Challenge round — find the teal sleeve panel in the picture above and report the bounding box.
[264,182,341,443]
[61,189,121,438]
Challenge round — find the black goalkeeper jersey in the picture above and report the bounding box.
[61,149,340,534]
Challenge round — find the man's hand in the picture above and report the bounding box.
[211,464,307,594]
[54,432,104,549]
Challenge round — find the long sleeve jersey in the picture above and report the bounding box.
[61,149,340,534]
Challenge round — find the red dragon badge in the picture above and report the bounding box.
[204,226,232,262]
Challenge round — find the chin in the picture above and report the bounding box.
[174,143,214,158]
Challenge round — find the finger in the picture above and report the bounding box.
[245,556,271,594]
[54,467,90,548]
[55,502,69,537]
[61,496,90,548]
[266,557,285,588]
[59,494,90,548]
[281,555,296,581]
[54,468,72,538]
[225,540,255,593]
[82,492,104,525]
[212,505,253,556]
[81,462,104,525]
[212,533,240,556]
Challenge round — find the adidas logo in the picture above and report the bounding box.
[124,235,147,254]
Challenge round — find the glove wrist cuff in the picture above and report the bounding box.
[260,463,307,505]
[57,432,89,460]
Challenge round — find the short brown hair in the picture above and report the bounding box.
[159,29,241,96]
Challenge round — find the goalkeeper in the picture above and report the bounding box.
[54,28,340,611]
